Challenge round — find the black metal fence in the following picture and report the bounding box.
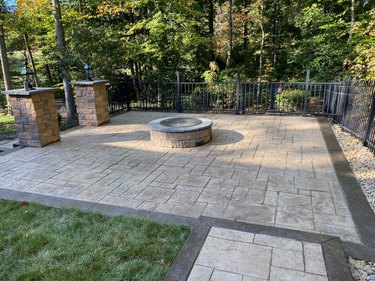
[324,80,375,152]
[107,80,335,115]
[106,78,375,151]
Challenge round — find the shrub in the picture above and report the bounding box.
[276,89,305,112]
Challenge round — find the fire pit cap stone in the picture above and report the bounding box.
[148,116,213,133]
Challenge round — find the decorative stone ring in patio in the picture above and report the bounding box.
[149,116,213,148]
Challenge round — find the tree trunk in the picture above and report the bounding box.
[272,0,280,73]
[258,1,265,83]
[226,0,233,68]
[45,64,53,86]
[0,24,12,114]
[23,33,40,87]
[209,0,215,60]
[349,0,355,41]
[0,26,11,91]
[51,0,77,124]
[257,1,265,106]
[243,0,249,64]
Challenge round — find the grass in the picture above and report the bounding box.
[0,114,15,134]
[0,200,190,281]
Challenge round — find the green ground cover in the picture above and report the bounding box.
[0,200,190,281]
[0,114,15,134]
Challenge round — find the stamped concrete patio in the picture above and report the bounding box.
[0,111,360,244]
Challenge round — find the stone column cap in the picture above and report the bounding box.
[1,87,58,96]
[71,80,109,86]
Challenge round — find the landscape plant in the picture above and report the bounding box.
[276,89,305,112]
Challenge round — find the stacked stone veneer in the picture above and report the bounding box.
[72,80,110,126]
[149,117,213,148]
[5,88,60,147]
[150,128,212,148]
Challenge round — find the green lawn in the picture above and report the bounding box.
[0,200,190,281]
[0,114,15,134]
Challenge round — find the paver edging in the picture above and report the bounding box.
[201,217,354,281]
[0,188,204,280]
[318,118,375,250]
[0,188,360,281]
[342,241,375,262]
[322,238,354,281]
[0,146,22,157]
[164,218,211,281]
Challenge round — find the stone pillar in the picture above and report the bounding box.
[71,80,110,126]
[2,88,60,147]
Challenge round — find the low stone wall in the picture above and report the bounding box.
[149,117,213,148]
[150,127,212,148]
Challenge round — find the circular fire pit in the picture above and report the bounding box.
[149,116,213,148]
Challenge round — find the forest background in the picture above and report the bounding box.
[0,0,374,91]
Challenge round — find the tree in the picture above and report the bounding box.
[226,0,233,67]
[349,0,355,41]
[347,7,375,79]
[23,33,39,87]
[0,1,12,114]
[0,25,11,91]
[51,0,77,123]
[5,0,375,85]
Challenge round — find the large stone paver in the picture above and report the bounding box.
[0,112,359,242]
[187,227,328,281]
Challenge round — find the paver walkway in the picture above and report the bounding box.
[188,227,328,281]
[0,112,359,244]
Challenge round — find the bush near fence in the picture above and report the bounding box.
[276,89,304,112]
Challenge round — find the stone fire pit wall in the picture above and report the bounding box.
[149,117,213,148]
[71,80,110,126]
[3,88,60,147]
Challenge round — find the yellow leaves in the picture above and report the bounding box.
[16,0,50,15]
[96,1,126,18]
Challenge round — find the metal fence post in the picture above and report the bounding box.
[341,77,352,126]
[235,69,241,115]
[176,71,182,113]
[303,70,310,115]
[364,87,375,146]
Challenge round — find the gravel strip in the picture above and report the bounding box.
[332,124,375,281]
[332,125,375,213]
[348,256,375,281]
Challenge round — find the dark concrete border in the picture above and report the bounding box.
[318,118,375,251]
[0,188,197,227]
[342,241,375,262]
[164,218,211,281]
[0,188,358,281]
[0,188,202,280]
[0,188,96,211]
[0,146,22,156]
[202,217,353,281]
[323,238,353,281]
